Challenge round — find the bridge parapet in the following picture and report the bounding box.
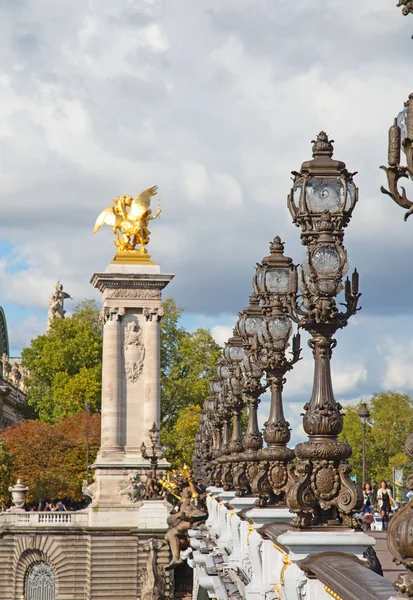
[186,490,397,600]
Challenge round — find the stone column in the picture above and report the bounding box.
[99,308,123,459]
[91,263,173,506]
[140,307,163,449]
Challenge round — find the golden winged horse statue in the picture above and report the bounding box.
[93,186,162,254]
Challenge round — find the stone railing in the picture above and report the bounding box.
[185,488,397,600]
[0,511,88,527]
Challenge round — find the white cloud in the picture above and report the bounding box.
[0,0,411,421]
[210,325,233,347]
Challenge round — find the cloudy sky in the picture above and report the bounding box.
[0,0,412,443]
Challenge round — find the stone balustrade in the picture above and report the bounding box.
[0,510,89,527]
[186,489,397,600]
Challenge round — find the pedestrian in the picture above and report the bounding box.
[377,480,393,531]
[407,488,413,501]
[362,483,374,514]
[56,500,67,512]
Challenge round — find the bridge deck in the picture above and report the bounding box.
[369,531,407,584]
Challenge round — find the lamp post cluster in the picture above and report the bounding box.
[194,132,364,528]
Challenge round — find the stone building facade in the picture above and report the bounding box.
[0,512,172,600]
[0,306,27,429]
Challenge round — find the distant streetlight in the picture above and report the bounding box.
[358,402,370,488]
[84,402,90,484]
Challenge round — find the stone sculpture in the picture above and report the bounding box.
[140,538,166,600]
[123,320,145,383]
[47,281,72,330]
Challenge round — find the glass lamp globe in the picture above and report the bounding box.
[209,376,221,395]
[254,237,292,300]
[217,361,230,380]
[225,325,246,364]
[242,353,262,380]
[397,104,408,141]
[239,295,263,339]
[260,315,292,351]
[288,132,358,232]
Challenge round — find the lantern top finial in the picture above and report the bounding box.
[311,131,334,158]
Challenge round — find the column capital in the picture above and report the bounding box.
[143,307,164,322]
[101,307,125,324]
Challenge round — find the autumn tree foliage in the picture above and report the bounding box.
[0,438,12,508]
[1,412,100,505]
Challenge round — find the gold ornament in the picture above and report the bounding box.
[93,185,162,263]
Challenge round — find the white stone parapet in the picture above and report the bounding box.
[0,510,89,527]
[186,494,396,600]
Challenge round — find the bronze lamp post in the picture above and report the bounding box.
[285,132,363,528]
[250,238,301,506]
[381,94,413,220]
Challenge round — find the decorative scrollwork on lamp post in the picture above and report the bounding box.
[397,0,413,17]
[285,132,363,528]
[388,433,413,597]
[381,94,413,220]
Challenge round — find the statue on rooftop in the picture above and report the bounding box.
[47,282,72,330]
[93,186,162,255]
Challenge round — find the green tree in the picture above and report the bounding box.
[159,299,221,465]
[340,392,413,485]
[22,300,103,423]
[165,404,202,468]
[161,327,221,427]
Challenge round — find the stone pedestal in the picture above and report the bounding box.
[90,261,174,506]
[277,529,376,561]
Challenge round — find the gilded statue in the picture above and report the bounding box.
[93,185,162,254]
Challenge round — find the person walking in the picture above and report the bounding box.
[361,483,375,530]
[377,480,393,531]
[362,483,374,514]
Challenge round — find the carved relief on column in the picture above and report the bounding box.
[103,288,161,300]
[143,307,164,322]
[124,321,145,383]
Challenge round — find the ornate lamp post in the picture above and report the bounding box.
[202,394,220,485]
[140,422,167,482]
[285,132,363,528]
[250,239,301,506]
[358,402,370,489]
[215,360,233,489]
[381,94,413,220]
[209,388,225,487]
[233,296,266,497]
